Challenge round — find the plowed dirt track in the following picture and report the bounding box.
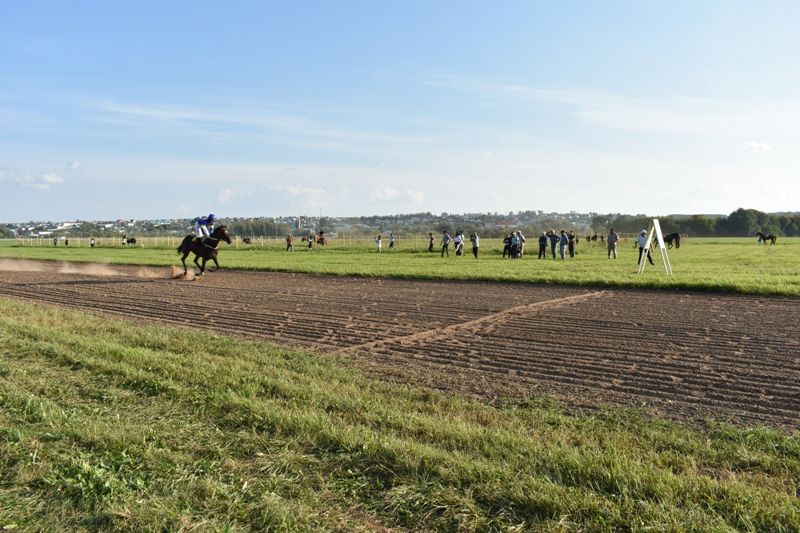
[1,260,798,429]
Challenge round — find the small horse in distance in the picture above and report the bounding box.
[663,232,681,249]
[241,236,252,245]
[122,235,137,245]
[177,225,232,275]
[755,231,777,245]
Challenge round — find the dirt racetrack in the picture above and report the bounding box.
[1,259,798,429]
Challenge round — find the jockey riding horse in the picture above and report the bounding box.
[177,225,232,275]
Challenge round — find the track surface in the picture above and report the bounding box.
[1,260,798,429]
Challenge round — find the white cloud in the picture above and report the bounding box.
[68,160,81,170]
[11,172,65,190]
[744,141,772,152]
[368,187,400,202]
[271,185,331,209]
[42,173,64,184]
[87,100,437,157]
[217,188,234,203]
[429,75,799,139]
[406,190,425,204]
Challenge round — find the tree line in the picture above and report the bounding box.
[592,209,800,237]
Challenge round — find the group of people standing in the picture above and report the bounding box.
[607,228,654,265]
[432,231,480,258]
[536,230,577,259]
[502,231,527,258]
[307,227,656,266]
[374,233,397,253]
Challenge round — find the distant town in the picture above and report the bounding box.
[2,208,799,239]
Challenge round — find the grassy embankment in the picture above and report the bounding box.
[2,237,800,297]
[1,299,798,531]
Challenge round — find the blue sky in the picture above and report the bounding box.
[2,1,799,222]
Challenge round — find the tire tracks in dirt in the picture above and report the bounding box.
[1,261,798,429]
[336,290,608,355]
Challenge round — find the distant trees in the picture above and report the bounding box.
[225,219,292,237]
[594,208,800,237]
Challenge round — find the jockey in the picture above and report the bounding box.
[194,212,217,241]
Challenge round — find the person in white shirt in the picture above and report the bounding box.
[637,229,654,266]
[454,231,464,256]
[375,234,382,253]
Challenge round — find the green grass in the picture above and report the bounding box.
[1,298,798,531]
[3,237,800,297]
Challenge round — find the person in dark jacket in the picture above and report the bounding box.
[502,233,511,258]
[548,230,559,259]
[538,232,548,259]
[568,231,576,258]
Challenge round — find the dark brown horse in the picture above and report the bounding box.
[663,232,681,249]
[755,231,777,245]
[177,225,232,275]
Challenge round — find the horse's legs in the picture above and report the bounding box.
[199,256,207,275]
[181,251,189,274]
[193,254,202,275]
[209,256,219,271]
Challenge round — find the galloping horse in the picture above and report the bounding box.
[663,232,681,249]
[755,231,777,245]
[177,225,232,275]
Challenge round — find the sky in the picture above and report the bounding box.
[2,1,800,222]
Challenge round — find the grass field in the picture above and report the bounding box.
[2,237,800,297]
[1,298,798,531]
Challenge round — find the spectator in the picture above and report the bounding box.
[517,230,526,257]
[510,232,521,258]
[375,234,382,253]
[548,230,559,259]
[637,229,655,266]
[502,233,511,258]
[538,232,547,259]
[90,236,96,248]
[428,232,435,252]
[470,232,479,258]
[307,232,314,249]
[286,233,294,252]
[559,230,568,259]
[389,233,396,250]
[567,231,576,258]
[607,228,618,259]
[454,231,464,256]
[441,231,451,257]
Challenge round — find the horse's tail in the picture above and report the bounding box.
[177,235,191,254]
